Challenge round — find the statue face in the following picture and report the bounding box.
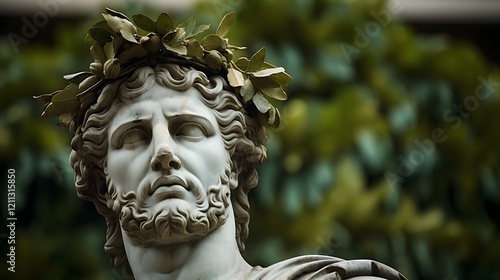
[106,82,231,245]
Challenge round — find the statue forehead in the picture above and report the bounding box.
[109,83,218,132]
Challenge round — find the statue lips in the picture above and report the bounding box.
[150,175,189,199]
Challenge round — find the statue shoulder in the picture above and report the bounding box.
[247,255,407,280]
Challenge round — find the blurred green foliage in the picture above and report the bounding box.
[1,0,499,279]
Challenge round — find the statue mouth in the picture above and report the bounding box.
[150,175,189,196]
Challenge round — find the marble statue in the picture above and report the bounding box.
[37,8,407,280]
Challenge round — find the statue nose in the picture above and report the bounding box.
[150,145,181,171]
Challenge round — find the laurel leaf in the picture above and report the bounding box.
[227,68,245,87]
[133,14,156,32]
[216,11,236,37]
[247,48,266,72]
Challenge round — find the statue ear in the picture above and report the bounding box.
[229,172,238,190]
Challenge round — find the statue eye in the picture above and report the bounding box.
[175,123,207,140]
[121,128,150,148]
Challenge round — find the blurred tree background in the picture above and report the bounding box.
[1,0,499,279]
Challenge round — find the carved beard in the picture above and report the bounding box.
[107,165,232,246]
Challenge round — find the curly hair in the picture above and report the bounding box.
[68,63,267,276]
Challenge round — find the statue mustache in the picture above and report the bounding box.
[135,174,208,209]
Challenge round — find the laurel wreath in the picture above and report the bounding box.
[34,8,291,129]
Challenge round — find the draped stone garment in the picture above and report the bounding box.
[247,255,407,280]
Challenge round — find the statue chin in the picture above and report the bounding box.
[111,177,232,247]
[120,201,229,247]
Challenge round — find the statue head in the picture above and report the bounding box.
[69,63,267,274]
[36,8,290,276]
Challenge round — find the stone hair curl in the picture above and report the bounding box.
[68,63,267,275]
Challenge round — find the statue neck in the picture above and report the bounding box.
[121,207,252,280]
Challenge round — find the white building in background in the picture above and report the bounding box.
[0,0,499,22]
